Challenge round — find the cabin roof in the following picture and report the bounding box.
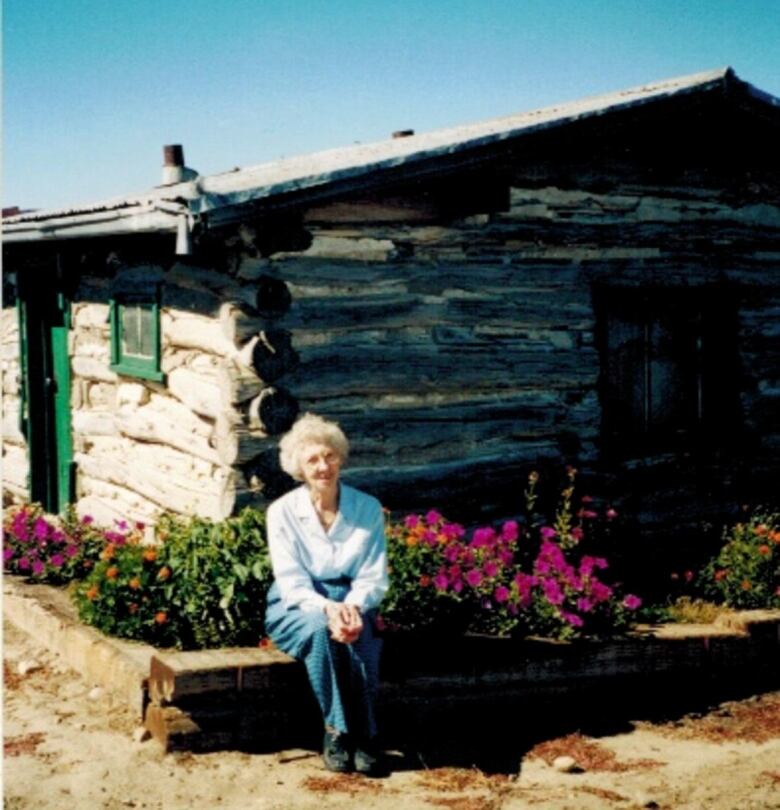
[4,66,778,243]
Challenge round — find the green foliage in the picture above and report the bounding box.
[71,508,272,650]
[699,510,780,609]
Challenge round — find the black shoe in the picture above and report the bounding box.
[322,729,351,773]
[353,738,386,777]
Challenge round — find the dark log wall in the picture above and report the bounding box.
[245,170,780,531]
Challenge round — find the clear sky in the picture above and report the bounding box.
[4,0,780,212]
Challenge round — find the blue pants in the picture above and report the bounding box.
[264,579,382,738]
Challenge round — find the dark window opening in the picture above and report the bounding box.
[595,286,741,457]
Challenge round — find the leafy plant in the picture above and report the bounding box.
[700,510,780,609]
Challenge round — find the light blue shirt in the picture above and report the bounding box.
[267,483,389,613]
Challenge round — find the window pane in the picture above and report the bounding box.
[121,303,154,359]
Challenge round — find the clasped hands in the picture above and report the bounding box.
[324,600,363,644]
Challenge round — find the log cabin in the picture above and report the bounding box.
[3,67,779,579]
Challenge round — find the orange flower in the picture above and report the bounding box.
[770,531,780,544]
[154,611,167,624]
[142,548,157,562]
[106,566,119,580]
[86,585,100,601]
[405,535,419,547]
[101,544,116,561]
[714,569,729,581]
[754,524,769,536]
[419,575,432,587]
[741,579,752,591]
[758,545,771,556]
[157,566,171,581]
[128,577,142,590]
[128,603,139,614]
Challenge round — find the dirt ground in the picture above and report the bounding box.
[3,618,780,810]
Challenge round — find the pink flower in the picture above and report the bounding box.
[448,565,462,579]
[684,570,694,583]
[581,495,594,503]
[501,521,519,542]
[425,509,442,526]
[471,527,496,548]
[32,560,45,575]
[623,594,642,610]
[590,581,614,603]
[422,530,438,546]
[494,585,510,603]
[498,549,514,566]
[33,518,50,540]
[451,579,464,593]
[483,560,499,578]
[18,557,31,570]
[576,597,595,613]
[404,515,420,529]
[571,526,584,542]
[433,572,449,591]
[3,547,15,562]
[578,509,598,519]
[81,515,94,525]
[540,526,557,539]
[606,508,618,520]
[542,578,564,605]
[443,545,461,563]
[441,523,465,540]
[465,569,483,587]
[560,610,584,628]
[50,554,65,568]
[64,545,78,558]
[115,520,128,530]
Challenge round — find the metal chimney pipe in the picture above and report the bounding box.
[162,144,186,184]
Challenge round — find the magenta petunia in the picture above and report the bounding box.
[576,597,595,613]
[560,610,584,627]
[500,521,519,542]
[422,529,438,546]
[494,585,510,603]
[451,579,464,593]
[115,520,128,530]
[425,509,442,526]
[3,547,15,562]
[443,545,461,562]
[404,514,420,529]
[50,554,65,568]
[465,569,483,587]
[590,581,614,602]
[540,526,557,539]
[471,527,496,548]
[64,545,79,558]
[33,518,50,540]
[433,571,449,591]
[483,560,499,578]
[448,564,462,579]
[18,557,31,570]
[623,594,642,610]
[81,515,94,525]
[498,549,514,566]
[32,560,45,575]
[441,522,465,540]
[542,578,565,605]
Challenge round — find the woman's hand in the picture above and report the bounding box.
[324,601,363,644]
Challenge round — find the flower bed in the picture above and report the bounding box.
[4,470,778,651]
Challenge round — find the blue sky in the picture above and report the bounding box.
[4,0,780,211]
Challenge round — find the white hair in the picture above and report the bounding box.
[278,413,350,481]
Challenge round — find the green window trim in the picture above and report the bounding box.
[109,289,165,382]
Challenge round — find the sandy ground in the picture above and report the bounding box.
[3,618,780,810]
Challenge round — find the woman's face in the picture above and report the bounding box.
[299,442,342,492]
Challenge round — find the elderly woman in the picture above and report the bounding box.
[265,413,389,776]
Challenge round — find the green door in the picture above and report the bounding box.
[17,261,74,513]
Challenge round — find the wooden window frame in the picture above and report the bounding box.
[595,285,740,458]
[109,288,164,382]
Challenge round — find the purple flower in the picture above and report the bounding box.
[64,545,79,558]
[576,597,595,613]
[494,585,510,603]
[33,518,50,540]
[81,515,94,525]
[425,509,442,526]
[18,557,31,570]
[498,549,514,566]
[441,523,465,540]
[12,515,30,541]
[32,560,45,576]
[115,520,128,530]
[422,529,438,546]
[483,560,499,578]
[471,527,496,548]
[50,554,65,568]
[443,545,461,563]
[3,547,15,562]
[433,572,449,591]
[542,578,565,606]
[50,530,66,544]
[451,579,464,594]
[540,526,557,540]
[623,594,642,610]
[404,515,420,529]
[590,581,614,603]
[501,521,519,542]
[560,610,584,628]
[465,569,483,587]
[448,564,462,579]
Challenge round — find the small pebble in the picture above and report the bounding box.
[18,659,42,676]
[88,687,104,701]
[552,755,581,773]
[634,791,660,808]
[132,726,151,744]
